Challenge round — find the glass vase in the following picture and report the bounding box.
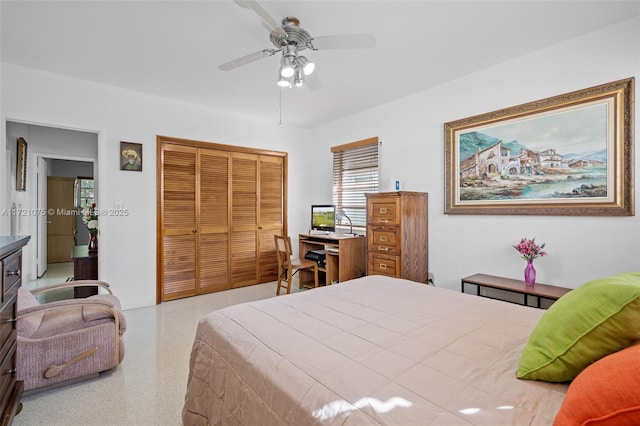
[88,233,98,253]
[524,260,536,286]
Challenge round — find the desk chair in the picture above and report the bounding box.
[274,235,319,295]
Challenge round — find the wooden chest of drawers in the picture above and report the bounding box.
[366,192,428,283]
[72,245,98,298]
[0,236,30,425]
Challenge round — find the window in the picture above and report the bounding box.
[75,177,95,209]
[332,137,379,232]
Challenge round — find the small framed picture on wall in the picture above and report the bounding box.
[16,137,27,191]
[120,141,142,172]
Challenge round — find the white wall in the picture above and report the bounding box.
[311,17,640,291]
[1,65,311,309]
[0,2,4,237]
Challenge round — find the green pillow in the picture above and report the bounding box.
[517,271,640,382]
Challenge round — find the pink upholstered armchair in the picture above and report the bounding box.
[17,280,126,391]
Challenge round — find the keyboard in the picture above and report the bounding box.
[328,233,354,238]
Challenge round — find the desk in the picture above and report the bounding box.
[299,234,366,287]
[71,245,98,298]
[461,273,571,309]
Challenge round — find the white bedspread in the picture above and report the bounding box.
[183,275,567,425]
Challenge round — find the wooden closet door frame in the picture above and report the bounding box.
[156,135,288,304]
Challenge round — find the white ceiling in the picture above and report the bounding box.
[2,1,639,129]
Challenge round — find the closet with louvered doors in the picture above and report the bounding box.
[158,136,287,302]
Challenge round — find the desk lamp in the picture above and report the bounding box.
[336,210,353,235]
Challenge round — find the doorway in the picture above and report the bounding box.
[37,158,95,276]
[6,121,98,281]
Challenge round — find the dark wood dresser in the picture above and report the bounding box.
[71,245,98,298]
[0,235,30,425]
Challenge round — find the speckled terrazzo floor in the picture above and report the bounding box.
[18,264,300,426]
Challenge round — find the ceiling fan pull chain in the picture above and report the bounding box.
[279,88,282,126]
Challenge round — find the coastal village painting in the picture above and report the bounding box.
[456,101,609,203]
[445,78,632,216]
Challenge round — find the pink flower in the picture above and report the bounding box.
[513,237,547,261]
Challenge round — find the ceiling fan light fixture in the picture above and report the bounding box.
[218,4,377,98]
[280,56,295,78]
[277,75,292,88]
[298,56,315,75]
[280,66,294,78]
[279,44,297,77]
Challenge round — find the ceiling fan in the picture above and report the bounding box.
[219,0,376,89]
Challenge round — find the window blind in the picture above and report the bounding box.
[332,137,379,231]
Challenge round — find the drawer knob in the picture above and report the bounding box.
[379,236,388,243]
[7,269,20,277]
[378,219,388,224]
[379,264,387,270]
[378,247,389,252]
[4,318,17,323]
[4,368,16,375]
[379,208,387,214]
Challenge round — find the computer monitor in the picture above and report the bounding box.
[311,205,335,233]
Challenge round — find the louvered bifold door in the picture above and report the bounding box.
[198,149,231,293]
[258,155,284,283]
[159,136,287,302]
[160,145,197,301]
[231,153,259,288]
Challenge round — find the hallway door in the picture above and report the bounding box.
[47,177,76,263]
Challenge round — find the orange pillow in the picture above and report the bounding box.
[554,343,640,426]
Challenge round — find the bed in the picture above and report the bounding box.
[182,275,569,425]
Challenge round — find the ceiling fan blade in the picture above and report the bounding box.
[310,34,376,50]
[305,72,322,92]
[218,50,274,71]
[233,0,287,38]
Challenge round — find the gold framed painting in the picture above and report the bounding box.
[16,137,27,191]
[444,77,634,216]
